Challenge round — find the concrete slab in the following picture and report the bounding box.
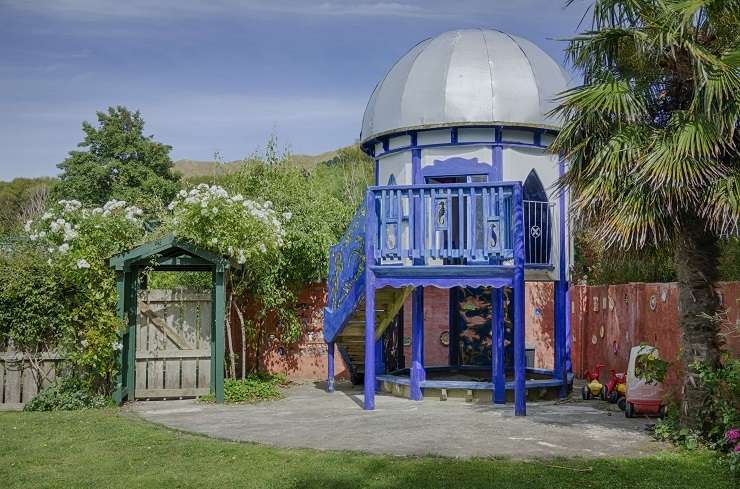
[129,382,667,459]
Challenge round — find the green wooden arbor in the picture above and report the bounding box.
[109,234,229,404]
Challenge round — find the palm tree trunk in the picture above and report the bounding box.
[673,216,722,430]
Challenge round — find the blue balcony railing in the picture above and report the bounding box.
[368,182,554,267]
[324,182,555,341]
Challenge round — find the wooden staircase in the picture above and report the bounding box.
[335,286,412,384]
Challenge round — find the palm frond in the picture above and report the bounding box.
[700,171,740,236]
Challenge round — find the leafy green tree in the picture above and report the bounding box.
[554,0,739,429]
[0,177,55,236]
[54,106,180,209]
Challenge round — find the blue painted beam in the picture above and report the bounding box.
[410,286,425,401]
[327,342,335,393]
[492,287,506,404]
[378,374,568,390]
[513,182,527,416]
[371,265,515,278]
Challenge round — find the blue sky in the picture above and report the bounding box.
[0,1,589,180]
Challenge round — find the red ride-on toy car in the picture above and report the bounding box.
[605,369,627,405]
[623,345,667,418]
[581,363,607,400]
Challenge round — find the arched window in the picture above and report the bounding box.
[387,174,397,186]
[523,170,551,264]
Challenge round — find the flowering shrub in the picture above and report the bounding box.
[9,198,146,392]
[652,356,739,475]
[166,184,287,266]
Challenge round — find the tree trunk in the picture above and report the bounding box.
[225,291,237,380]
[673,217,722,430]
[233,300,247,380]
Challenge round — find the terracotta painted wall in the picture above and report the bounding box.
[402,287,450,367]
[570,282,740,392]
[229,283,349,382]
[244,281,739,384]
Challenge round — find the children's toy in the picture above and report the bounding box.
[581,363,606,400]
[605,369,627,404]
[624,345,667,418]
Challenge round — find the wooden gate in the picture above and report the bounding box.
[135,289,211,399]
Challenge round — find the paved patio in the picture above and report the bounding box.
[130,382,667,459]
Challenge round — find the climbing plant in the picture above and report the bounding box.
[0,199,146,392]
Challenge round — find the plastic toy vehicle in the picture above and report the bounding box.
[581,363,606,400]
[623,345,667,418]
[605,369,627,404]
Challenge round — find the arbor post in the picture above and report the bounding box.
[213,266,226,404]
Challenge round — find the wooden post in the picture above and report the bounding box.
[363,278,376,410]
[410,286,425,401]
[125,269,137,401]
[513,183,526,416]
[375,338,385,393]
[213,266,226,404]
[363,190,377,410]
[327,342,335,393]
[114,270,127,405]
[558,154,572,395]
[492,287,506,404]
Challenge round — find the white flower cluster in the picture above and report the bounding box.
[26,199,145,262]
[168,184,290,263]
[90,199,143,221]
[58,199,82,213]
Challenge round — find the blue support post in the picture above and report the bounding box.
[555,280,569,398]
[492,287,506,404]
[327,342,335,393]
[363,191,377,410]
[513,183,527,416]
[557,154,571,395]
[565,283,572,375]
[363,279,376,409]
[375,338,385,392]
[410,286,425,401]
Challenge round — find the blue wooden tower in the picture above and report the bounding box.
[324,29,573,415]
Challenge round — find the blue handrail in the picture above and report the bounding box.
[323,201,368,343]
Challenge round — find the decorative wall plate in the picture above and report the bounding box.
[439,331,449,347]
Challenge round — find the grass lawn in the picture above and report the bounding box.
[0,409,733,489]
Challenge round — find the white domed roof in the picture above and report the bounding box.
[360,29,571,143]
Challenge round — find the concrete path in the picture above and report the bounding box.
[130,382,667,459]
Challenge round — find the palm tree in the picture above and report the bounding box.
[552,0,739,430]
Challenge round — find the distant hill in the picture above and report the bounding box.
[173,148,342,179]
